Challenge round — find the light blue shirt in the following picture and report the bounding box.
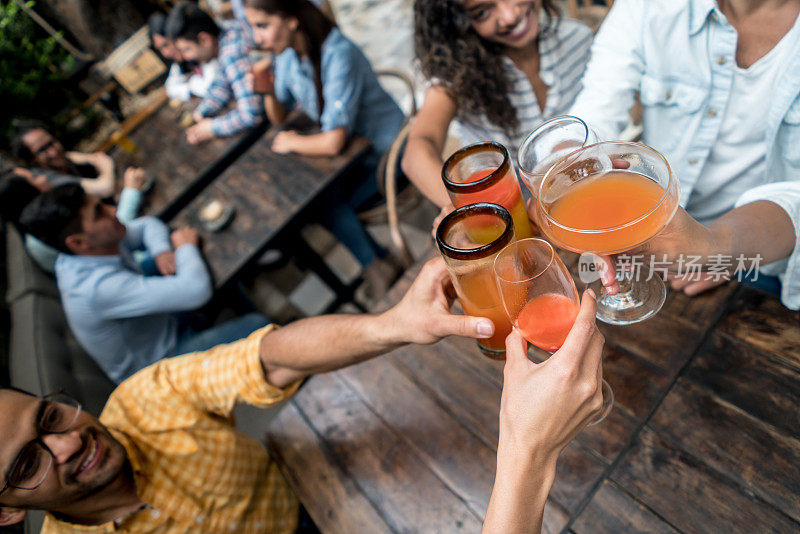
[55,217,213,383]
[570,0,800,309]
[274,27,404,157]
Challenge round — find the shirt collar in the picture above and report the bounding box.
[689,0,722,35]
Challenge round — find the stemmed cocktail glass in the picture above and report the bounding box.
[517,115,599,210]
[494,237,613,423]
[536,141,680,325]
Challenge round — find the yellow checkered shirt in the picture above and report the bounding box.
[42,326,300,533]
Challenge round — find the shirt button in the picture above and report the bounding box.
[665,90,672,100]
[195,515,205,524]
[717,56,727,65]
[689,157,699,165]
[151,509,162,519]
[707,108,717,118]
[229,523,238,531]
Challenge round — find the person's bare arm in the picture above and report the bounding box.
[402,86,458,208]
[483,291,604,533]
[599,201,796,295]
[271,128,347,156]
[259,258,495,389]
[264,93,288,125]
[68,151,116,198]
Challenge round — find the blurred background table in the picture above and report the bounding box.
[170,114,372,305]
[265,250,800,534]
[110,97,265,220]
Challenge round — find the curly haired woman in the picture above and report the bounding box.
[403,0,594,208]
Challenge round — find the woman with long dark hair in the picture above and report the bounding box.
[243,0,405,296]
[403,0,594,208]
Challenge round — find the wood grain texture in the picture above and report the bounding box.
[684,333,800,438]
[717,287,800,369]
[286,372,483,533]
[170,115,371,288]
[611,427,800,534]
[650,378,800,523]
[266,402,391,534]
[572,481,679,534]
[111,101,258,219]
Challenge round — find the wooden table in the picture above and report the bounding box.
[111,99,265,220]
[265,251,800,533]
[170,114,372,296]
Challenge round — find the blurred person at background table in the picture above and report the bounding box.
[0,259,602,534]
[0,166,147,274]
[11,120,118,199]
[19,184,268,383]
[402,0,594,209]
[570,0,800,309]
[243,0,406,298]
[148,12,219,102]
[166,3,265,143]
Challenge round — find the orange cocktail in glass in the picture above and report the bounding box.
[442,142,533,239]
[537,142,680,325]
[436,203,516,358]
[493,237,613,422]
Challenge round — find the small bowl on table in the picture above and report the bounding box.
[198,200,235,232]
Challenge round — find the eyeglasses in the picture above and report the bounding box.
[32,138,58,157]
[0,394,82,495]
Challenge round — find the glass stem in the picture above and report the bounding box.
[616,269,633,295]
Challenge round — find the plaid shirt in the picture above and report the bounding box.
[42,326,300,533]
[196,22,265,137]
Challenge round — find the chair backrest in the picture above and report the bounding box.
[369,69,420,267]
[566,0,613,31]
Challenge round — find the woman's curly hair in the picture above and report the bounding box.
[415,0,559,135]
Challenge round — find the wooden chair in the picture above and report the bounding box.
[566,0,613,32]
[357,69,421,268]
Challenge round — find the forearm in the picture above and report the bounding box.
[264,94,287,124]
[284,130,346,156]
[708,201,795,265]
[260,312,403,389]
[81,157,116,198]
[402,135,452,208]
[483,444,556,534]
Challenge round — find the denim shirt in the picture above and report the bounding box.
[273,28,404,158]
[570,0,800,309]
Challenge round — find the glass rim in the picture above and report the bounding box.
[537,141,677,235]
[435,202,515,261]
[493,237,557,285]
[517,115,590,175]
[441,141,511,194]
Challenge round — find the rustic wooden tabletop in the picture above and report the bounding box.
[111,99,263,220]
[170,114,372,290]
[265,249,800,534]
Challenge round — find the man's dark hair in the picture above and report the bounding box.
[148,12,168,40]
[165,3,220,42]
[10,119,51,163]
[0,170,40,228]
[19,183,86,254]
